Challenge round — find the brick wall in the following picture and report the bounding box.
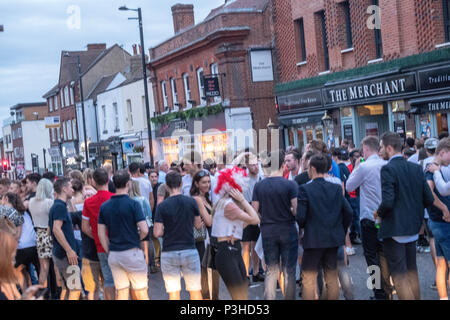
[273,0,449,86]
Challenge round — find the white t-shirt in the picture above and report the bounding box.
[133,176,153,203]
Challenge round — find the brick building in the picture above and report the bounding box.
[148,0,277,164]
[43,43,132,174]
[6,103,49,178]
[272,0,450,149]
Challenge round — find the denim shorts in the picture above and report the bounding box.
[161,249,201,293]
[428,220,450,261]
[97,252,115,288]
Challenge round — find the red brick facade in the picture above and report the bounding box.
[148,1,277,132]
[272,0,449,85]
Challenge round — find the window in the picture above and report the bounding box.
[57,127,61,142]
[54,95,58,111]
[70,87,75,105]
[341,1,353,48]
[60,90,64,108]
[170,78,178,108]
[295,18,307,62]
[64,86,69,107]
[67,120,72,140]
[62,121,67,140]
[72,119,77,139]
[444,0,450,42]
[183,73,192,109]
[317,10,330,71]
[18,128,22,138]
[102,105,107,133]
[161,81,168,110]
[50,128,54,142]
[373,0,383,58]
[49,97,53,112]
[197,68,205,105]
[113,103,119,131]
[210,64,221,103]
[127,100,134,127]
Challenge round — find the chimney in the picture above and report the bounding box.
[87,43,106,51]
[171,4,194,34]
[132,44,138,56]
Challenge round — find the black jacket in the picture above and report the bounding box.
[377,156,434,239]
[296,178,353,249]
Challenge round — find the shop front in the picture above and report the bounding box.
[48,147,63,176]
[61,141,79,172]
[155,112,228,165]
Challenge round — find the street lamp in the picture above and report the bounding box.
[322,110,334,148]
[64,52,89,169]
[119,5,155,166]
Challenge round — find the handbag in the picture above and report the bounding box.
[201,236,218,269]
[193,225,207,242]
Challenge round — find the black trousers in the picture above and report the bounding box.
[383,237,420,300]
[15,246,40,282]
[360,219,393,300]
[301,247,339,300]
[195,241,219,300]
[215,240,248,300]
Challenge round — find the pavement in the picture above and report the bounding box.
[147,244,440,300]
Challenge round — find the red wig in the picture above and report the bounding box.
[214,166,247,195]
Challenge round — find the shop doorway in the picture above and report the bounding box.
[356,104,389,142]
[436,113,449,136]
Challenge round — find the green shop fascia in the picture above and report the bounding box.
[275,47,450,149]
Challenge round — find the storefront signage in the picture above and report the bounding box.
[278,90,322,113]
[278,114,323,127]
[323,73,417,106]
[419,65,450,92]
[426,99,450,112]
[45,116,60,129]
[122,140,142,154]
[155,112,226,138]
[250,50,274,82]
[343,124,353,143]
[203,76,220,97]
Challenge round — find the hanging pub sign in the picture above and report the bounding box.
[203,76,220,97]
[322,73,418,106]
[418,65,450,92]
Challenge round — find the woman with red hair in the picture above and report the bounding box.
[211,167,260,300]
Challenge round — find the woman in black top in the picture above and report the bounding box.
[190,170,219,300]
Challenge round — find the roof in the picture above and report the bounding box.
[204,0,269,21]
[10,102,46,110]
[86,73,119,100]
[42,84,59,99]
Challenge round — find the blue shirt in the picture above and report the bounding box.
[329,159,341,179]
[98,194,145,252]
[49,199,77,260]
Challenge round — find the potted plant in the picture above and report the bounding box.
[133,145,145,153]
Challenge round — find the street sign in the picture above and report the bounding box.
[45,116,60,128]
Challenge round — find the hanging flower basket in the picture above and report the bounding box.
[133,145,145,153]
[75,155,84,163]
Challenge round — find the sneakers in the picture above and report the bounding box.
[252,272,265,282]
[345,246,356,256]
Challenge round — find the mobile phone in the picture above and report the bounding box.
[360,158,364,163]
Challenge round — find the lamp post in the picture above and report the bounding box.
[64,52,90,169]
[322,110,334,148]
[43,148,47,172]
[119,5,154,166]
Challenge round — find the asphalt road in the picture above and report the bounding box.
[147,244,439,300]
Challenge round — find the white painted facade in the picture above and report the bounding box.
[21,120,51,172]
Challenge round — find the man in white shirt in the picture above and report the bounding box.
[346,135,392,300]
[129,162,154,210]
[407,138,424,165]
[157,160,169,184]
[181,151,202,197]
[426,138,450,197]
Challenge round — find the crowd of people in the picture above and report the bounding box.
[0,131,449,300]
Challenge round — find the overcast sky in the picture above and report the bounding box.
[0,0,224,124]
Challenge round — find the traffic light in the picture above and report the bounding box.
[2,159,8,171]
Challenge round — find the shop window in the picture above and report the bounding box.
[419,114,432,138]
[288,128,295,147]
[341,107,353,118]
[444,0,450,42]
[391,100,406,113]
[297,128,305,152]
[315,125,324,141]
[437,113,449,135]
[306,126,314,143]
[162,138,179,165]
[201,133,228,162]
[357,104,384,116]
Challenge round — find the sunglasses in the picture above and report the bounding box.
[197,170,211,178]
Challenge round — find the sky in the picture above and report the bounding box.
[0,0,224,125]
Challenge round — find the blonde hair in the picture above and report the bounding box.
[128,180,141,198]
[69,170,85,185]
[83,168,94,186]
[35,178,53,200]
